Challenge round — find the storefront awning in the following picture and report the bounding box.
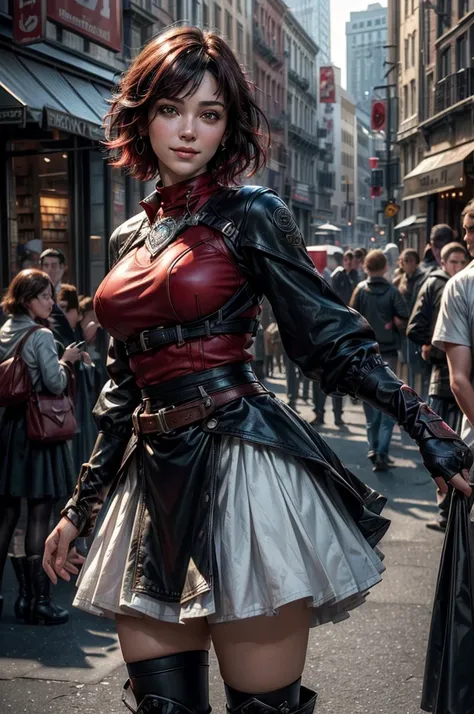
[394,214,427,231]
[403,142,474,200]
[0,49,110,140]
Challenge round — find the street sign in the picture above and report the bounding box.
[384,201,400,219]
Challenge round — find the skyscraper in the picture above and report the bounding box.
[290,0,331,62]
[346,3,387,116]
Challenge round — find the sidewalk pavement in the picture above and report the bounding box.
[0,375,446,713]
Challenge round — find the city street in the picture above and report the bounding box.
[0,374,445,714]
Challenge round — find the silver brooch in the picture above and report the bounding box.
[145,215,188,258]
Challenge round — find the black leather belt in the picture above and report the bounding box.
[141,363,257,408]
[126,317,259,357]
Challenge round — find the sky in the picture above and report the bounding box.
[330,0,388,88]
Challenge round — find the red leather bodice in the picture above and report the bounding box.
[94,173,258,387]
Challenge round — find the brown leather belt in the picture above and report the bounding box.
[132,381,269,436]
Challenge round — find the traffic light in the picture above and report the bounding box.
[370,156,383,198]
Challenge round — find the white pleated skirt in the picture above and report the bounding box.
[74,436,385,627]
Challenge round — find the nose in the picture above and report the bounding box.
[179,115,196,142]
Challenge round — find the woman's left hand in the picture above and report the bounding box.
[81,351,93,366]
[435,470,472,497]
[63,546,86,576]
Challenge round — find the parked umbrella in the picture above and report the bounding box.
[421,489,474,714]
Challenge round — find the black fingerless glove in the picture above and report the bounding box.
[61,430,130,536]
[356,364,473,482]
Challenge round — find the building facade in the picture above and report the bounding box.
[287,0,330,62]
[0,0,174,294]
[355,113,376,247]
[390,0,426,253]
[283,12,319,244]
[203,0,251,67]
[401,0,474,244]
[346,3,388,117]
[332,80,357,245]
[252,0,287,197]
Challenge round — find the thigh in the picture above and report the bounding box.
[116,614,211,664]
[210,598,311,692]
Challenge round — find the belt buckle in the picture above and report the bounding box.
[156,405,175,434]
[139,330,149,352]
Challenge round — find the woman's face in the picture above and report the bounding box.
[27,285,54,320]
[147,71,228,187]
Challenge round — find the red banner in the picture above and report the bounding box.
[371,100,387,132]
[13,0,47,46]
[319,66,336,104]
[48,0,122,52]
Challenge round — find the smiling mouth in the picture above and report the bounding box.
[172,148,199,156]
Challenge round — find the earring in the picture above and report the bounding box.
[136,136,146,156]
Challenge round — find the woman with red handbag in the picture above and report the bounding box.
[0,269,83,624]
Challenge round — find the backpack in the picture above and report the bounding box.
[0,326,42,407]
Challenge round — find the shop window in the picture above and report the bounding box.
[203,2,209,26]
[10,144,71,281]
[88,151,106,294]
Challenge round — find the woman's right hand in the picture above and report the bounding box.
[43,517,79,584]
[63,344,82,364]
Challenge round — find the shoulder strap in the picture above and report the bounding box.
[14,325,43,356]
[196,186,270,240]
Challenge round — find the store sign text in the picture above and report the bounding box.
[45,108,103,139]
[0,107,26,125]
[405,164,461,198]
[48,0,122,52]
[13,0,46,45]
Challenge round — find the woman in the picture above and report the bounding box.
[0,269,83,624]
[58,284,99,473]
[44,27,472,714]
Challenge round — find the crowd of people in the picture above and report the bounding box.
[0,25,473,714]
[1,220,473,622]
[0,248,108,625]
[262,218,472,510]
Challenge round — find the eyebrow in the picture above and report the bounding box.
[159,97,225,108]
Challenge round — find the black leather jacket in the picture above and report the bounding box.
[407,270,452,398]
[62,187,471,601]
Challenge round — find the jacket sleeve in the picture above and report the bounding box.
[238,191,472,481]
[393,288,410,320]
[61,230,142,536]
[238,191,383,394]
[31,328,69,394]
[406,280,434,345]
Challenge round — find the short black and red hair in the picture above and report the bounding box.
[105,25,269,184]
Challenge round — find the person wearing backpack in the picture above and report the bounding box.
[0,269,83,624]
[350,250,410,471]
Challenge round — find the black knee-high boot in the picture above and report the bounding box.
[123,650,211,714]
[11,556,33,621]
[225,679,317,713]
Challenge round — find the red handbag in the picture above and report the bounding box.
[26,389,77,443]
[0,326,42,407]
